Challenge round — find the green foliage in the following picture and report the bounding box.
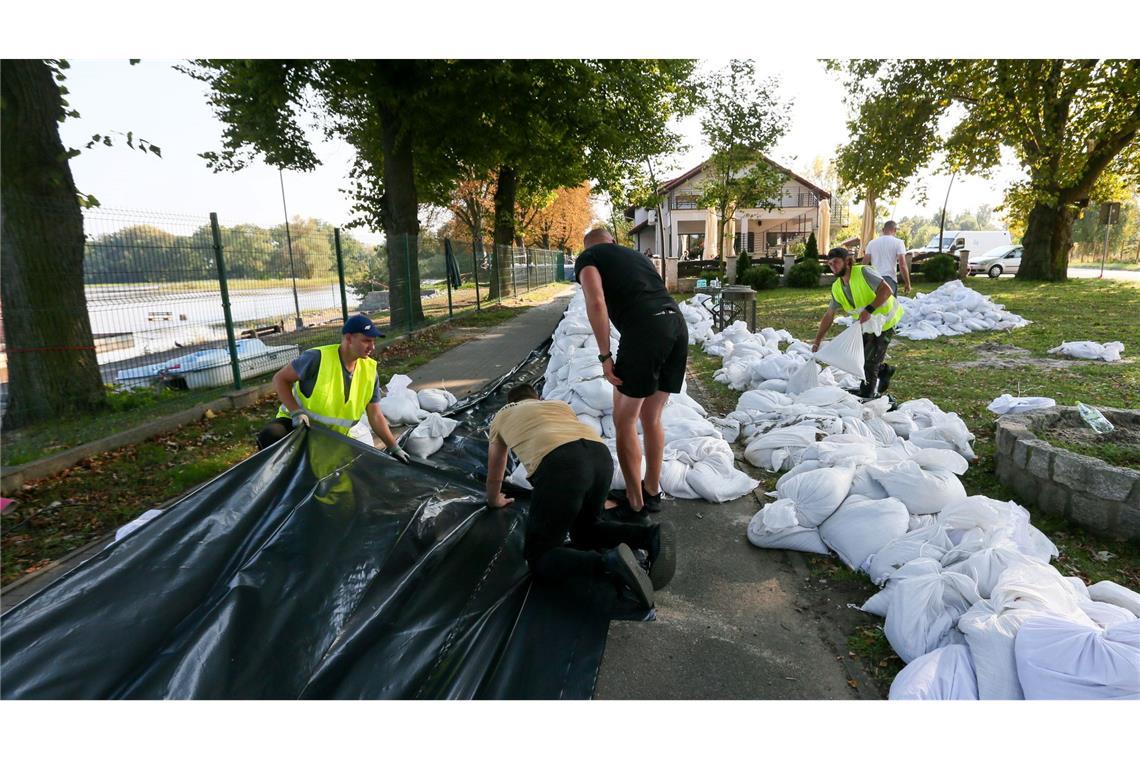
[695,60,790,260]
[804,231,819,259]
[104,384,179,413]
[739,264,780,290]
[923,253,960,282]
[786,258,822,288]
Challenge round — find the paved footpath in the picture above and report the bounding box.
[2,283,881,697]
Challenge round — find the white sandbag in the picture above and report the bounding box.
[777,466,856,527]
[1047,340,1125,362]
[909,422,977,461]
[888,644,979,700]
[379,374,428,425]
[687,461,759,503]
[743,425,819,471]
[707,416,741,444]
[746,499,831,554]
[882,410,917,438]
[576,413,603,437]
[1088,581,1140,617]
[813,322,866,381]
[958,563,1095,700]
[737,389,792,414]
[1078,598,1138,630]
[1015,617,1140,699]
[785,358,820,397]
[884,565,980,663]
[987,394,1056,415]
[568,395,603,417]
[848,465,890,500]
[862,558,944,617]
[819,494,910,571]
[660,459,700,500]
[801,434,878,467]
[944,539,1048,599]
[866,522,954,586]
[600,414,616,439]
[404,413,461,458]
[795,385,858,408]
[506,462,532,490]
[867,461,967,515]
[938,496,1058,564]
[416,387,457,413]
[776,459,824,490]
[910,447,969,476]
[576,377,614,413]
[662,415,720,441]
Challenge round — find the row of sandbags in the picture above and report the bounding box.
[526,288,759,502]
[863,279,1031,340]
[1048,340,1126,362]
[347,375,459,450]
[687,313,1138,699]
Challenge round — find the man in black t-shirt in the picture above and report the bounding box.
[575,229,688,522]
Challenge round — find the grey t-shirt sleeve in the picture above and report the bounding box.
[370,374,381,404]
[290,349,323,398]
[829,296,841,311]
[862,265,885,291]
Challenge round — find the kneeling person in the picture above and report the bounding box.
[485,384,675,608]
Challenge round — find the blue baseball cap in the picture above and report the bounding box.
[342,314,385,338]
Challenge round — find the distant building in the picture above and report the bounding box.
[625,157,833,261]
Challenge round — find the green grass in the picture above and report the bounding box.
[1034,434,1140,469]
[1069,261,1140,272]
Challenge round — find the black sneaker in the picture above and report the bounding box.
[877,363,896,395]
[647,521,676,590]
[603,543,654,608]
[605,497,652,525]
[641,481,664,513]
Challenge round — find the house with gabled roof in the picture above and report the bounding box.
[625,156,839,262]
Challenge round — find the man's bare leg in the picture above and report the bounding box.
[639,390,670,497]
[612,387,646,509]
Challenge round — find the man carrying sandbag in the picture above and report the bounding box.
[485,383,676,609]
[811,247,903,398]
[575,228,688,521]
[257,314,409,463]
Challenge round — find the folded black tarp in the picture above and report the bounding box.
[1,346,627,699]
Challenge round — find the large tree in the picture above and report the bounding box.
[1,60,105,427]
[830,59,1140,281]
[695,60,791,264]
[186,60,469,328]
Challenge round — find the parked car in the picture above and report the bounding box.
[968,244,1023,278]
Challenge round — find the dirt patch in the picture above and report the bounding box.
[953,342,1080,371]
[1039,418,1140,469]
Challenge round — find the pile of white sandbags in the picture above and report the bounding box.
[1047,340,1125,362]
[883,280,1030,340]
[691,308,1136,700]
[350,377,456,447]
[536,288,759,502]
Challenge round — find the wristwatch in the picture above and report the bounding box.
[598,351,612,363]
[864,305,876,315]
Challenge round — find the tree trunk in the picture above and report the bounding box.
[1018,201,1074,281]
[375,97,425,329]
[491,165,518,300]
[0,60,106,428]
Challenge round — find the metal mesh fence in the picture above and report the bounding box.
[0,205,567,428]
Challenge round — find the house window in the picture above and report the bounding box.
[672,194,699,210]
[679,233,705,259]
[733,232,756,254]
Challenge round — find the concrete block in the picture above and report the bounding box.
[1036,481,1071,517]
[1009,468,1039,504]
[1069,493,1118,535]
[1052,452,1094,491]
[1026,444,1053,479]
[1012,438,1032,468]
[1083,466,1139,502]
[1117,504,1140,542]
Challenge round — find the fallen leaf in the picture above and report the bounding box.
[847,679,859,688]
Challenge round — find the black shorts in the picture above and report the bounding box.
[614,309,689,398]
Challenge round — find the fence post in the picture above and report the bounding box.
[334,227,349,323]
[509,245,517,299]
[473,244,482,313]
[492,245,501,305]
[445,239,454,320]
[210,212,242,390]
[404,235,415,333]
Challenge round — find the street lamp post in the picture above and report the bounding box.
[279,170,303,330]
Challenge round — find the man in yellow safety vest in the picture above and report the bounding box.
[257,314,409,463]
[811,247,903,398]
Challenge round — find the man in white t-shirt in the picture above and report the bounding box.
[863,220,911,295]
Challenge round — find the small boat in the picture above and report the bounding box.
[114,339,300,390]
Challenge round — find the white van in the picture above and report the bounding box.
[913,230,1011,259]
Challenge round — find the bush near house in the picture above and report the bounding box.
[739,264,780,290]
[786,258,823,288]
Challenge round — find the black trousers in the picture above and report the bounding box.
[860,328,894,397]
[526,439,655,581]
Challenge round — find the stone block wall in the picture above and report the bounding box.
[994,407,1140,541]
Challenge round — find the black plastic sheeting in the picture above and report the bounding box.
[0,343,634,699]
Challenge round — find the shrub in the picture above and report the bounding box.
[804,231,819,260]
[786,258,822,288]
[923,253,959,282]
[739,264,780,290]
